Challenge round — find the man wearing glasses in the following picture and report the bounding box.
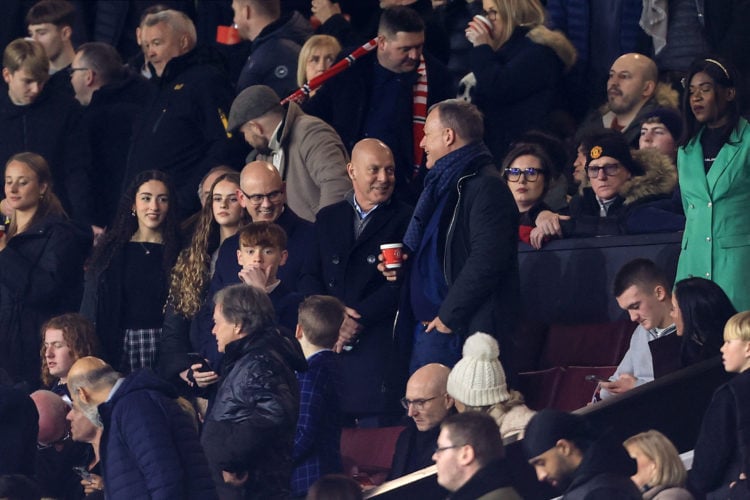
[389,363,454,480]
[535,130,683,238]
[433,412,520,499]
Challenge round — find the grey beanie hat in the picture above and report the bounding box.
[227,85,282,132]
[447,332,510,406]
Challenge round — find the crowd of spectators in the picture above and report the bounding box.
[1,0,750,498]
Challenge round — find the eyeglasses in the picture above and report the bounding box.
[504,167,546,183]
[434,444,464,454]
[400,395,438,410]
[481,9,499,20]
[37,430,71,450]
[240,189,283,205]
[585,163,621,179]
[66,67,90,76]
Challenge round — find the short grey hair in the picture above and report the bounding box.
[214,284,276,334]
[429,99,484,143]
[143,9,197,49]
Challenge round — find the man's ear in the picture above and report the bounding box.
[77,387,91,405]
[60,25,72,42]
[346,162,355,181]
[654,285,667,301]
[444,127,456,147]
[294,323,303,340]
[642,79,656,98]
[457,444,475,466]
[377,35,387,51]
[556,439,574,456]
[2,68,11,84]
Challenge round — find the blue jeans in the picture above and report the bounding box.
[409,322,462,375]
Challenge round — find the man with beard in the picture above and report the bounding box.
[66,357,217,499]
[577,53,660,148]
[524,409,641,499]
[228,84,350,223]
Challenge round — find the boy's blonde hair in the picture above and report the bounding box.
[724,311,750,341]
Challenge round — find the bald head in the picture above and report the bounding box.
[67,357,120,407]
[405,363,453,431]
[239,161,285,222]
[607,53,658,119]
[348,139,395,211]
[31,390,69,446]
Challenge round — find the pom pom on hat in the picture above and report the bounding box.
[447,332,510,406]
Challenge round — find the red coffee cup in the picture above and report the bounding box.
[216,25,241,45]
[380,243,404,269]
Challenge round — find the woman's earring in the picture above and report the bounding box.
[131,210,136,216]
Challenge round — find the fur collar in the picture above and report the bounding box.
[619,148,677,205]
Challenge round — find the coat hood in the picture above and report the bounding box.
[619,147,677,205]
[254,11,312,47]
[527,25,577,72]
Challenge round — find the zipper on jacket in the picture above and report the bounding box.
[443,172,476,286]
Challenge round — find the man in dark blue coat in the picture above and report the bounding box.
[386,99,520,386]
[299,138,413,421]
[67,357,217,500]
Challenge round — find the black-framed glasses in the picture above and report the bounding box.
[400,396,437,410]
[434,444,464,454]
[66,67,90,76]
[240,189,283,205]
[504,167,546,183]
[585,163,621,179]
[481,9,499,20]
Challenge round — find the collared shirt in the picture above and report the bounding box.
[105,377,126,402]
[596,196,618,217]
[268,118,285,177]
[648,323,677,342]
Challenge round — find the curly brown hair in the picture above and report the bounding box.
[40,313,100,387]
[167,173,246,317]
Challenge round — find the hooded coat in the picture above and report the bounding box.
[98,370,217,500]
[469,25,577,161]
[565,148,684,236]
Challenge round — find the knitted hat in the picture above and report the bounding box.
[585,130,645,176]
[642,106,683,142]
[447,332,510,406]
[228,85,282,132]
[522,409,593,459]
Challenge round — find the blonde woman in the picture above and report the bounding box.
[465,0,576,161]
[624,430,693,499]
[296,35,341,97]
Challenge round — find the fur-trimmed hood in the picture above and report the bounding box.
[527,25,577,72]
[619,148,677,205]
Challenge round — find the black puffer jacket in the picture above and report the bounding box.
[201,328,307,499]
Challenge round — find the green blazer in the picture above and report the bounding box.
[676,117,750,311]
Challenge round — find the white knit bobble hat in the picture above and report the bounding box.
[447,332,510,406]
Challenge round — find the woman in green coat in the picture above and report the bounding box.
[676,57,750,312]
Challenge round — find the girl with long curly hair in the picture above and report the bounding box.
[159,172,247,388]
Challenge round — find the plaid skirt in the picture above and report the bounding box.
[122,327,161,372]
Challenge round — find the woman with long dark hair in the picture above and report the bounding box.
[81,170,181,373]
[676,56,750,312]
[0,152,92,387]
[671,277,737,367]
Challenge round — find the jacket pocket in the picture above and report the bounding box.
[718,233,750,248]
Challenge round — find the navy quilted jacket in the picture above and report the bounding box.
[98,370,217,499]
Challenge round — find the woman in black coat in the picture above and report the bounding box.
[0,152,92,388]
[465,0,576,161]
[80,170,181,373]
